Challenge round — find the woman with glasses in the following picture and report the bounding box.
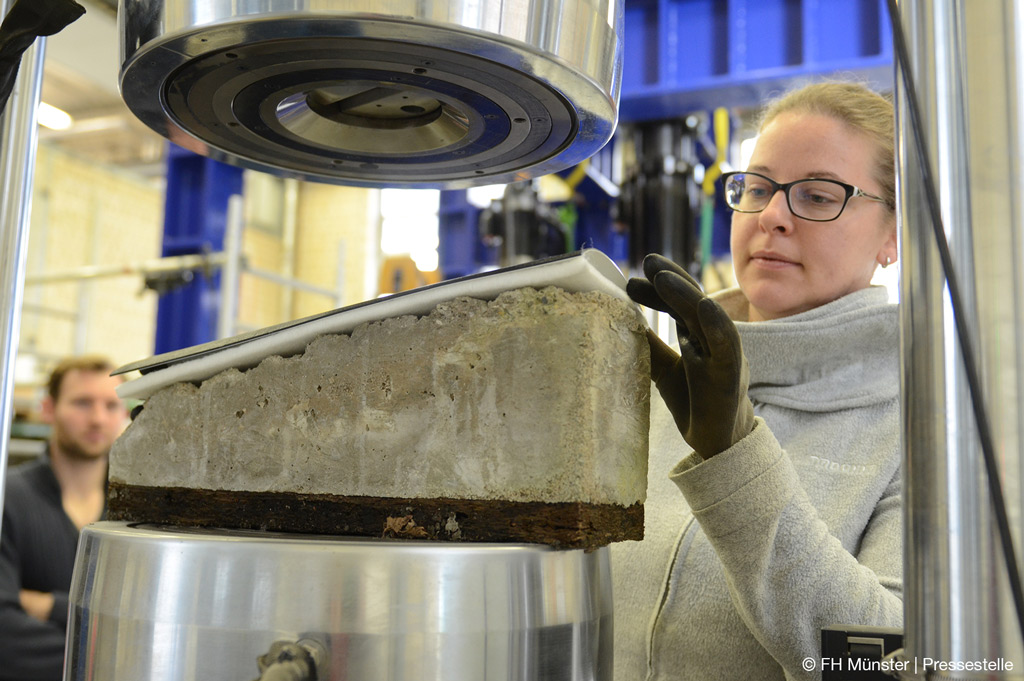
[613,82,901,681]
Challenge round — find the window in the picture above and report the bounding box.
[380,188,440,272]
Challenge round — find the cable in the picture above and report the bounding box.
[885,0,1024,642]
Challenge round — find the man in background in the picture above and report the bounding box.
[0,355,127,681]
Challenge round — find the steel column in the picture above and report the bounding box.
[0,16,45,535]
[899,0,1024,671]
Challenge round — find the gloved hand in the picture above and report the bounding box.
[627,253,754,459]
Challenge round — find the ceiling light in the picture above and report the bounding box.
[37,102,73,130]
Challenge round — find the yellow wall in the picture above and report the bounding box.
[20,144,163,376]
[237,226,286,331]
[294,183,380,317]
[18,145,382,393]
[236,180,380,330]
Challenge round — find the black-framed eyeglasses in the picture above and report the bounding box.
[721,171,888,222]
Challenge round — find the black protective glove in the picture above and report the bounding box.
[0,0,85,115]
[627,253,755,459]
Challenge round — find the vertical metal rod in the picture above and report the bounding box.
[0,28,46,537]
[217,194,244,340]
[898,0,1024,669]
[281,178,299,320]
[75,194,102,353]
[334,240,346,308]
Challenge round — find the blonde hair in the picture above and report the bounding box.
[759,82,895,212]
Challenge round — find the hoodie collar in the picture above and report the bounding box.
[714,287,899,412]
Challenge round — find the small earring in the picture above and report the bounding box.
[882,256,892,268]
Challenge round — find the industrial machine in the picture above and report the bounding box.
[4,0,1024,679]
[62,2,625,679]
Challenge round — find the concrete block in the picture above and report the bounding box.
[108,286,650,547]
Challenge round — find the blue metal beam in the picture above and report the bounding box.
[155,144,244,353]
[621,0,894,120]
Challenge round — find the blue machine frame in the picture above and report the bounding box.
[621,0,893,117]
[155,144,244,354]
[158,1,895,349]
[440,0,894,277]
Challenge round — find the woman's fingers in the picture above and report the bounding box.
[642,253,702,290]
[700,296,741,360]
[653,270,708,356]
[626,277,672,312]
[645,328,679,384]
[697,297,744,368]
[629,253,703,314]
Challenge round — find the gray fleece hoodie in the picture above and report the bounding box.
[611,285,902,681]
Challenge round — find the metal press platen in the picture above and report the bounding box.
[119,0,623,188]
[66,523,613,680]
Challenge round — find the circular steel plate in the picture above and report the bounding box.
[120,6,622,188]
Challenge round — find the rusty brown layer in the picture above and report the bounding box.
[107,483,644,550]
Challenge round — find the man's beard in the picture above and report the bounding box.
[54,430,110,462]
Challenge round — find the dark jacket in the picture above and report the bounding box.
[0,453,90,681]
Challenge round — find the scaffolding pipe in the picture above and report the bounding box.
[0,27,46,538]
[245,267,341,303]
[24,252,230,284]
